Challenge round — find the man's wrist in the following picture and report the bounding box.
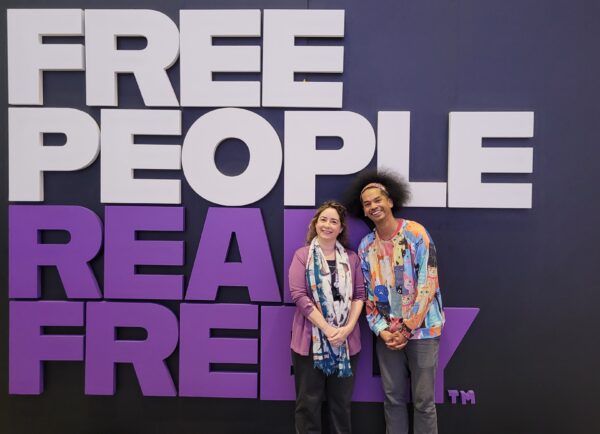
[399,322,412,339]
[379,329,392,342]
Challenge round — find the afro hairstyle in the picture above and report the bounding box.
[343,169,411,220]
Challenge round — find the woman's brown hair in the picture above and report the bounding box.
[305,200,349,247]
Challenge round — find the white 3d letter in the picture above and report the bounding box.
[377,112,447,207]
[182,108,282,206]
[448,112,534,208]
[284,111,375,206]
[101,110,182,204]
[180,10,261,107]
[9,108,100,201]
[85,10,179,107]
[7,9,84,105]
[263,10,344,108]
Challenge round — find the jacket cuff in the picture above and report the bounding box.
[373,321,389,336]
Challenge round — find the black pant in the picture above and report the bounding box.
[292,350,359,434]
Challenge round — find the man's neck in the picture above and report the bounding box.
[375,216,399,240]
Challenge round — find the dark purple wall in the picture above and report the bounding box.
[2,1,600,433]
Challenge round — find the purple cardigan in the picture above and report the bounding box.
[288,245,366,356]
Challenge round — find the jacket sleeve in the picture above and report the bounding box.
[359,242,389,336]
[403,229,439,331]
[288,248,315,317]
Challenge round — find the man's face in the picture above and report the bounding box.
[361,187,394,224]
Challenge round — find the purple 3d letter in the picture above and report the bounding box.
[435,307,479,403]
[104,206,184,300]
[260,305,295,400]
[179,303,258,398]
[186,208,279,302]
[9,301,84,394]
[85,302,179,396]
[9,205,102,299]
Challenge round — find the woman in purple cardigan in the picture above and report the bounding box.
[289,200,366,434]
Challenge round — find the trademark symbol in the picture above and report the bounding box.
[448,389,476,405]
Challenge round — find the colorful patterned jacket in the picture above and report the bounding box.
[358,219,444,339]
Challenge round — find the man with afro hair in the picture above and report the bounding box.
[344,170,445,434]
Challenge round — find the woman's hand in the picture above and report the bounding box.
[324,325,341,345]
[327,325,351,347]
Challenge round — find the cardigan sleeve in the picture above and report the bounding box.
[288,248,315,318]
[349,251,366,302]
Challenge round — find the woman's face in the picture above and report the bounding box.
[315,207,343,243]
